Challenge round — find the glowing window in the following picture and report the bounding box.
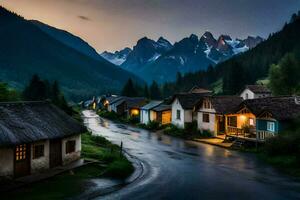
[15,144,27,161]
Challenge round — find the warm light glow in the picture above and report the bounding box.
[131,109,139,116]
[93,102,96,110]
[240,115,247,122]
[104,100,109,106]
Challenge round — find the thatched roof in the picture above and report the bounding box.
[245,85,271,94]
[172,93,210,109]
[0,101,86,147]
[240,96,300,121]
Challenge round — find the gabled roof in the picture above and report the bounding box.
[244,85,271,94]
[152,104,171,112]
[172,93,210,109]
[141,101,163,110]
[108,96,125,105]
[240,96,300,121]
[0,101,86,147]
[198,96,243,114]
[189,86,212,94]
[126,97,147,109]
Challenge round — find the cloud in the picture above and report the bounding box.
[78,15,91,21]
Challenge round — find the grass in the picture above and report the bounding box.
[4,132,134,200]
[4,164,104,200]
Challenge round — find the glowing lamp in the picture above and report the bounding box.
[131,109,139,116]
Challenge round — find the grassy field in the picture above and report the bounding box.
[4,132,134,200]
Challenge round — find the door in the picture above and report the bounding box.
[14,144,31,178]
[217,116,226,134]
[50,139,62,168]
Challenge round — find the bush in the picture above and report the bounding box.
[200,130,213,137]
[104,158,134,179]
[164,124,185,137]
[139,121,161,130]
[184,121,198,134]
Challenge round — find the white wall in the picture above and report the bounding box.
[141,110,149,124]
[240,89,255,100]
[62,135,81,166]
[198,111,216,136]
[0,148,14,176]
[31,140,50,173]
[171,98,185,128]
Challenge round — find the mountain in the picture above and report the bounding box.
[160,12,300,96]
[102,32,263,83]
[101,47,132,65]
[0,6,141,100]
[31,20,103,61]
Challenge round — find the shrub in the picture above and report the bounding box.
[164,124,185,137]
[104,158,134,179]
[200,130,213,137]
[184,121,198,134]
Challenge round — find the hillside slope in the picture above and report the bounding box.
[0,7,140,100]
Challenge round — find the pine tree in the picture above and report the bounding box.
[121,79,137,97]
[23,74,47,101]
[149,81,162,100]
[143,84,149,98]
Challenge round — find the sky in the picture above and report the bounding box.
[1,0,300,52]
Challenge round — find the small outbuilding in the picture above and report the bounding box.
[240,85,271,100]
[140,101,163,125]
[0,101,85,178]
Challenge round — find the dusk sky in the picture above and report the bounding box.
[1,0,300,52]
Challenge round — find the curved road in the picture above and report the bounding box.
[83,110,300,200]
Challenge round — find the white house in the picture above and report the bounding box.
[140,101,163,124]
[171,93,208,128]
[0,101,85,178]
[240,85,271,100]
[196,96,243,137]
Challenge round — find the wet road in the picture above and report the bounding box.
[83,110,300,200]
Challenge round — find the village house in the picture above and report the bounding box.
[126,97,147,120]
[171,93,209,128]
[0,101,85,178]
[140,101,163,124]
[151,104,172,125]
[225,96,300,142]
[240,85,271,100]
[196,96,243,137]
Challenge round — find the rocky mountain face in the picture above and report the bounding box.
[101,32,263,83]
[101,47,132,65]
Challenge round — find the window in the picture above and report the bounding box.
[245,93,249,100]
[267,122,275,132]
[66,140,76,154]
[203,113,210,123]
[15,144,27,161]
[176,110,181,120]
[33,144,44,159]
[203,100,211,109]
[227,116,237,127]
[249,118,255,126]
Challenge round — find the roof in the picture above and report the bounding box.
[126,97,147,109]
[141,101,163,110]
[189,86,212,94]
[244,85,271,94]
[240,96,300,121]
[108,96,124,104]
[152,104,171,112]
[0,101,86,147]
[172,93,210,109]
[201,96,243,114]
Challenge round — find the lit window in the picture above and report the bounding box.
[176,110,181,120]
[15,144,27,161]
[66,140,76,154]
[33,144,44,159]
[249,118,254,126]
[267,122,275,132]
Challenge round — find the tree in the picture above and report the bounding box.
[149,81,162,100]
[143,84,149,98]
[0,83,10,102]
[269,53,300,95]
[121,79,137,97]
[223,61,247,95]
[22,74,47,101]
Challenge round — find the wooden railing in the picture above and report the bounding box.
[226,126,256,138]
[257,131,275,141]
